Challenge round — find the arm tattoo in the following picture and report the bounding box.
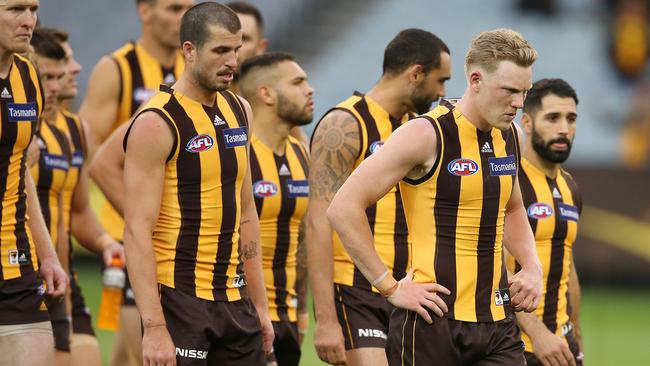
[295,219,308,312]
[241,240,258,260]
[309,111,361,202]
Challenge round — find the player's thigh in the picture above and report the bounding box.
[346,347,388,366]
[0,330,54,366]
[71,334,101,366]
[110,306,143,366]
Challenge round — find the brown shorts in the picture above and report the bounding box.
[334,284,391,350]
[266,321,301,366]
[0,273,50,326]
[69,273,95,336]
[524,325,584,366]
[46,298,70,352]
[160,285,265,366]
[387,309,526,366]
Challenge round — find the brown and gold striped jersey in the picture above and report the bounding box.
[250,134,309,322]
[0,54,44,281]
[508,158,581,351]
[30,121,71,245]
[400,100,520,323]
[124,84,249,302]
[101,42,184,242]
[315,92,411,292]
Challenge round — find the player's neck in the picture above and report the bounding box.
[254,110,290,155]
[367,79,412,119]
[173,74,218,107]
[138,35,177,68]
[523,147,560,179]
[43,103,59,123]
[455,90,492,132]
[229,80,240,95]
[0,51,14,78]
[58,99,73,113]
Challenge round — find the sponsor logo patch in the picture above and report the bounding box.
[558,203,579,221]
[253,180,278,198]
[213,114,225,126]
[369,140,384,154]
[488,155,517,176]
[71,151,84,167]
[286,179,309,198]
[447,158,479,176]
[358,328,387,339]
[527,202,554,219]
[232,274,246,288]
[8,249,30,265]
[7,102,38,122]
[176,348,208,360]
[223,127,248,148]
[278,163,290,176]
[43,153,70,170]
[185,134,214,153]
[494,288,511,306]
[133,87,156,104]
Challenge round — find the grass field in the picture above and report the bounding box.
[73,257,650,366]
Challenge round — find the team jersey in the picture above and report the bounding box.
[399,100,520,323]
[508,158,581,351]
[30,121,71,246]
[124,84,249,302]
[250,134,309,322]
[101,42,184,242]
[314,92,410,292]
[0,54,44,281]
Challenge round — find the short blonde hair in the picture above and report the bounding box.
[465,28,537,73]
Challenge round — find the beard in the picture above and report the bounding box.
[411,84,438,115]
[277,92,313,126]
[531,125,573,163]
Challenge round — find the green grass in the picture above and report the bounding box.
[73,257,650,366]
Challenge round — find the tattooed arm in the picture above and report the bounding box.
[296,219,308,343]
[307,109,361,365]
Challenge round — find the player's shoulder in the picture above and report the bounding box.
[110,41,136,58]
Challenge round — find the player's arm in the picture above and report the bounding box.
[295,218,308,343]
[504,125,543,313]
[70,136,125,266]
[327,118,450,324]
[123,111,176,365]
[78,56,120,160]
[568,252,583,353]
[238,97,274,353]
[514,307,577,366]
[55,194,73,318]
[306,109,360,365]
[25,171,67,297]
[88,123,129,217]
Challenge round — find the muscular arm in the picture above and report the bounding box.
[295,219,308,315]
[307,110,360,326]
[25,172,67,297]
[78,56,120,161]
[568,253,583,350]
[89,123,129,216]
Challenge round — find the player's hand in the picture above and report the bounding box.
[314,318,347,365]
[101,239,126,268]
[39,254,68,298]
[142,324,176,366]
[258,311,275,354]
[509,265,542,312]
[297,311,309,345]
[531,328,576,366]
[386,270,450,324]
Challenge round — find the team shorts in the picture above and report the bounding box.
[46,298,71,352]
[334,284,392,350]
[387,309,526,366]
[0,272,50,326]
[69,272,95,336]
[266,321,301,366]
[159,284,265,366]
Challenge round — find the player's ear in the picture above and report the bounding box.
[182,42,196,63]
[137,1,152,23]
[258,85,275,106]
[257,38,268,55]
[469,69,482,92]
[520,112,533,134]
[406,64,424,85]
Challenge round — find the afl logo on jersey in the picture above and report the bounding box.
[369,141,384,154]
[253,180,278,198]
[527,203,554,219]
[447,158,479,176]
[185,134,214,153]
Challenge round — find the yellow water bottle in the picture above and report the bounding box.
[97,257,125,331]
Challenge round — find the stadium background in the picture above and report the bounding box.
[40,0,650,364]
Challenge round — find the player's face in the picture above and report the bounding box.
[476,60,532,131]
[148,0,193,50]
[35,56,66,114]
[273,61,314,126]
[235,13,264,76]
[411,51,451,114]
[0,0,38,54]
[191,25,241,92]
[529,94,577,163]
[59,41,81,100]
